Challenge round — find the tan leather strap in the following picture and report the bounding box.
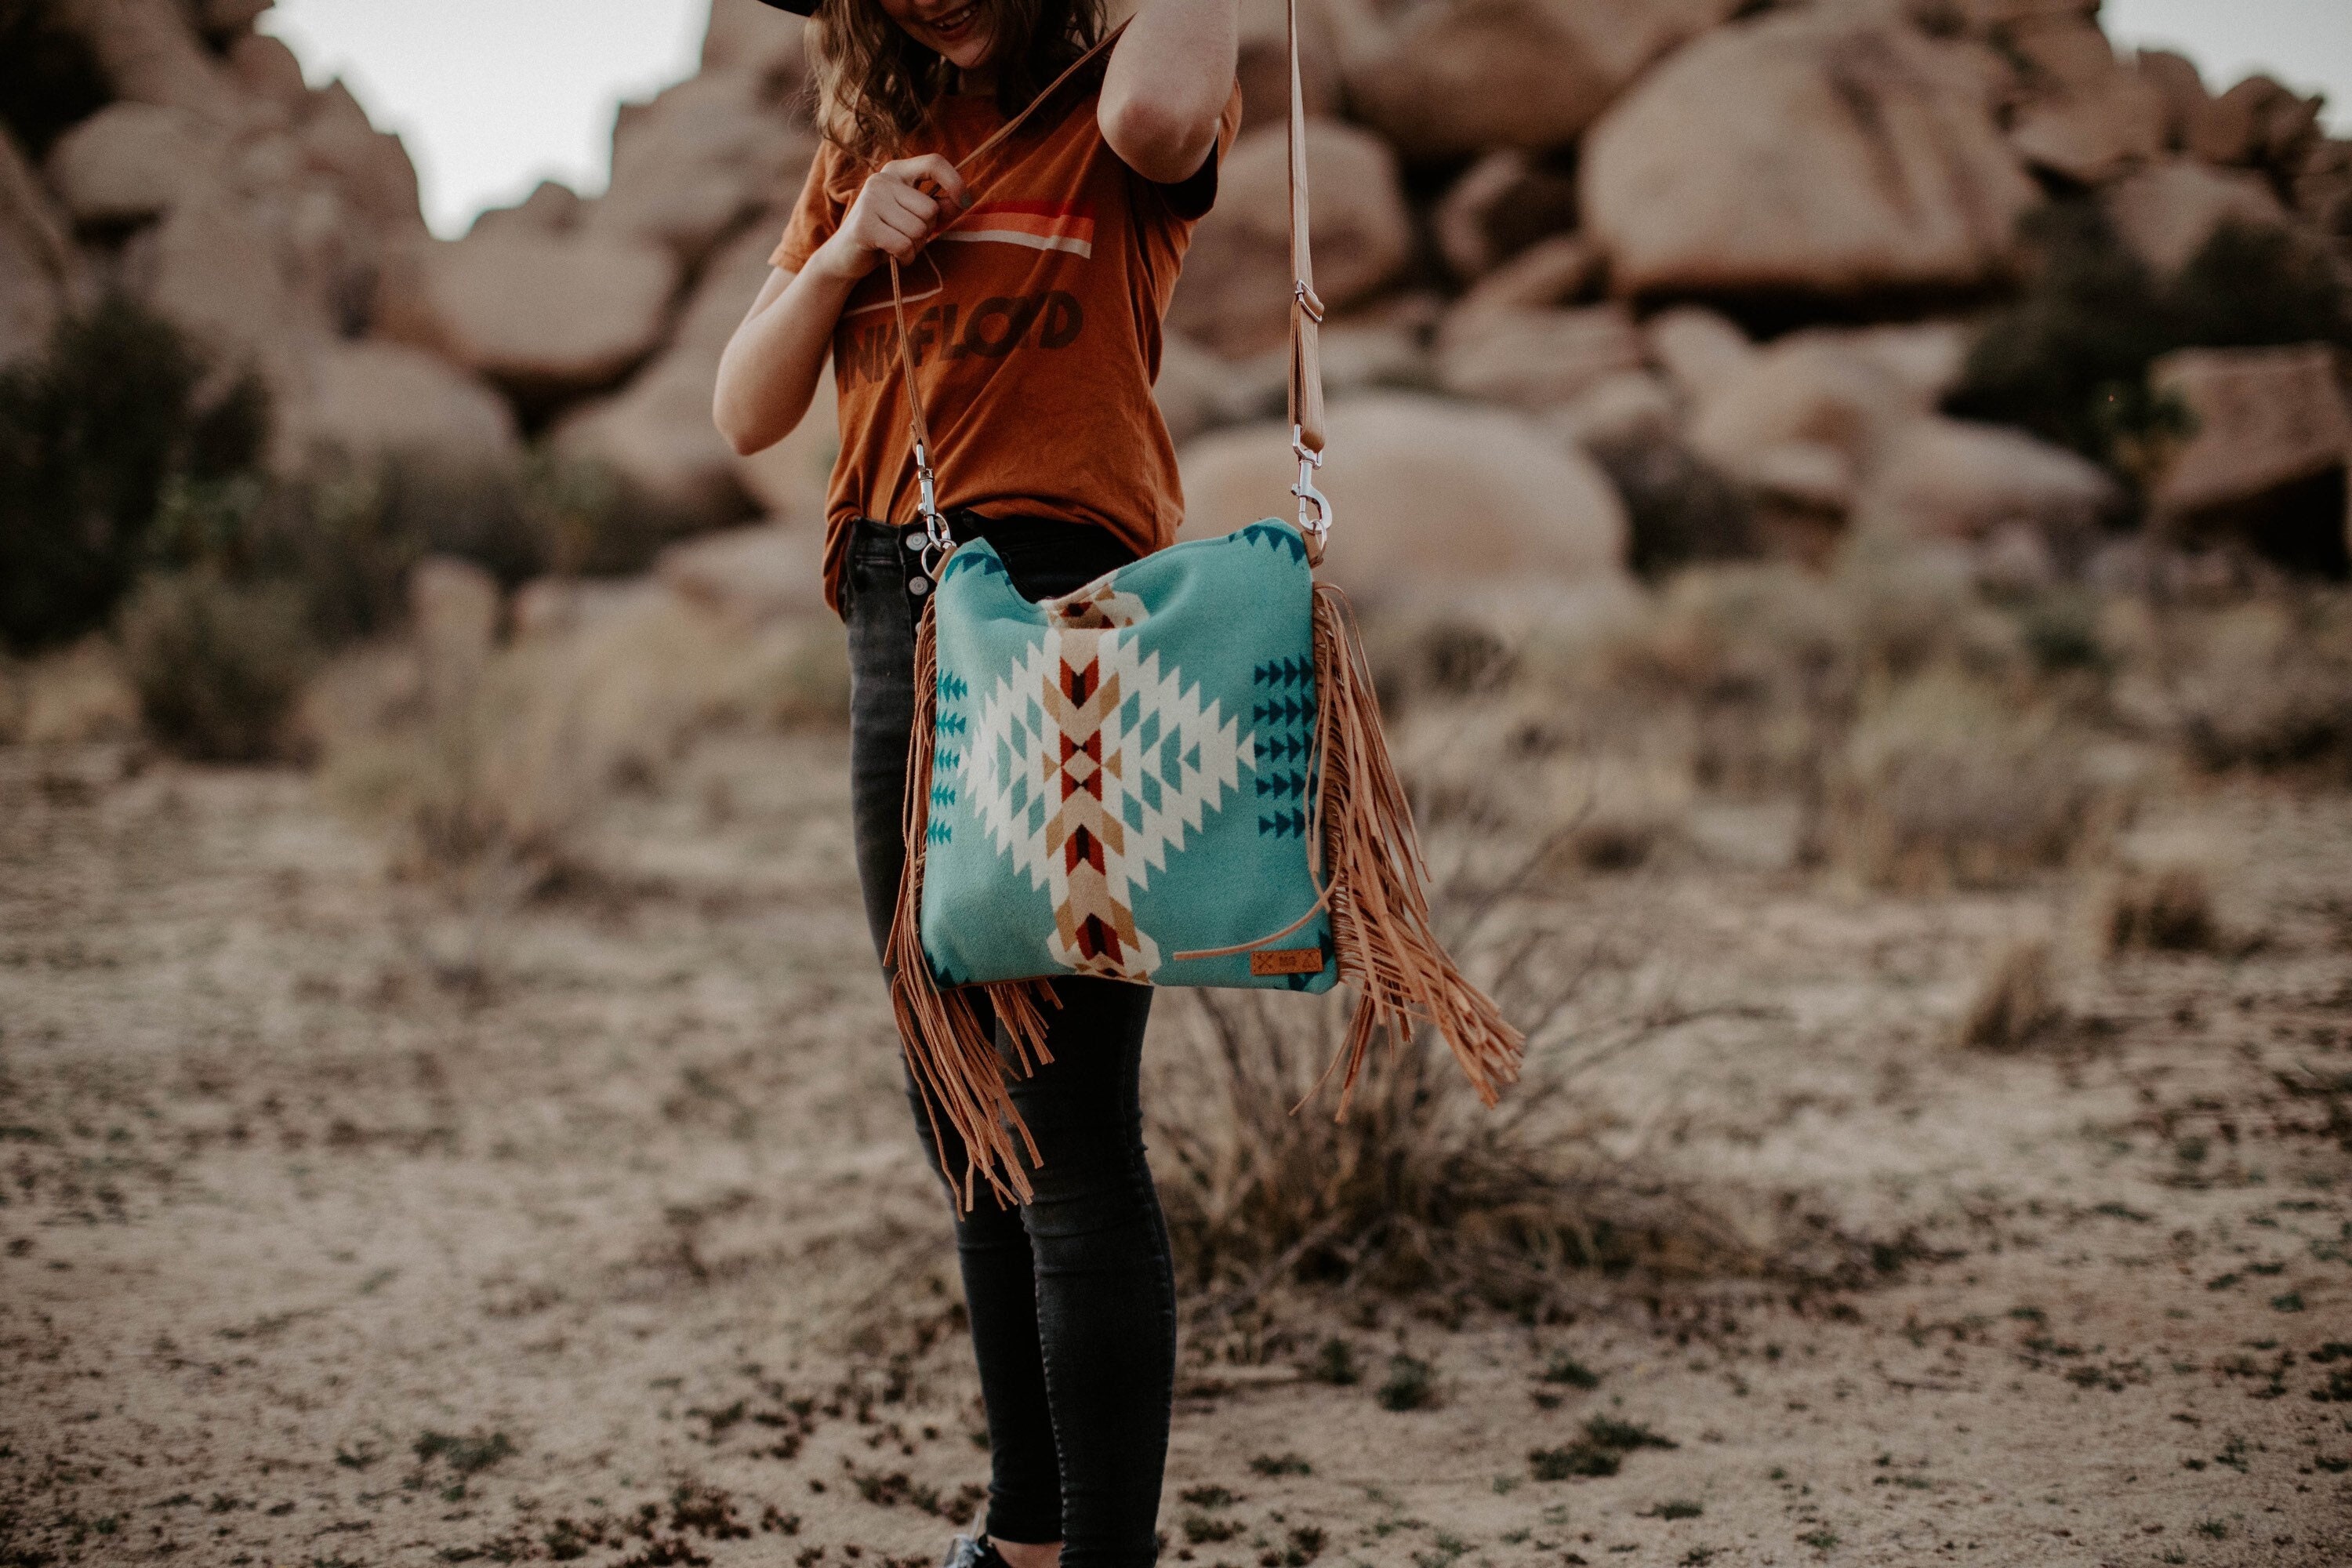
[883,11,1330,559]
[1287,0,1323,457]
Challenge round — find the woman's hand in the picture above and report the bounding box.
[811,154,972,280]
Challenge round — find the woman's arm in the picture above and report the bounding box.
[1098,0,1240,186]
[713,154,972,457]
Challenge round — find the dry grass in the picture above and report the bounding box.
[1957,937,2064,1051]
[311,579,847,980]
[1824,667,2130,891]
[2101,862,2222,955]
[2163,593,2352,781]
[0,636,139,747]
[1147,986,1765,1319]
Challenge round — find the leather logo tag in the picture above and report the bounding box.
[1250,946,1326,976]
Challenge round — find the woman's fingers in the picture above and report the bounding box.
[881,183,940,230]
[887,154,970,212]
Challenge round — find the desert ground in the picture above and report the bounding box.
[5,648,2350,1568]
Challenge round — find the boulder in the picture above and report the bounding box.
[470,180,585,241]
[200,0,274,36]
[1686,332,1930,486]
[376,229,681,401]
[1178,394,1629,601]
[655,521,829,623]
[552,359,760,528]
[2,128,79,368]
[1333,0,1744,160]
[297,339,521,468]
[225,33,309,111]
[44,103,212,225]
[1456,234,1602,315]
[554,220,779,528]
[1548,369,1679,451]
[1435,302,1644,409]
[54,0,249,126]
[2190,74,2323,171]
[1582,11,2038,299]
[701,0,810,87]
[587,73,815,266]
[143,184,318,364]
[2149,345,2351,524]
[296,80,425,238]
[2103,160,2291,277]
[2007,67,2165,184]
[1646,306,1754,397]
[2295,140,2352,242]
[2004,16,2118,98]
[1432,150,1580,281]
[1853,416,2122,544]
[1167,118,1411,358]
[1156,332,1241,447]
[2132,49,2208,151]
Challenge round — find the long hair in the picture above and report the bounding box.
[808,0,1106,168]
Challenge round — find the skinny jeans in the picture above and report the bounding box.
[842,513,1176,1566]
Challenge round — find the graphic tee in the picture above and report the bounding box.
[769,75,1244,613]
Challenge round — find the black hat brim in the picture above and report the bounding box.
[754,0,818,14]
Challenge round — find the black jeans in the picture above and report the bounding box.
[844,515,1176,1566]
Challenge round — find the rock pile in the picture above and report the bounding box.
[2,0,2346,611]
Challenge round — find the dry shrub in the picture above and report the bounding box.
[118,572,318,762]
[1958,937,2064,1050]
[0,637,140,746]
[2166,593,2352,781]
[318,585,847,900]
[1147,987,1765,1318]
[1826,668,2129,890]
[2102,863,2220,955]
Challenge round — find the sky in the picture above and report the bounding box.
[262,0,2350,241]
[260,0,712,238]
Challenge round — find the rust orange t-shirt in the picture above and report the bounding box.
[770,74,1244,614]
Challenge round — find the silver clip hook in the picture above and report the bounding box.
[1290,426,1331,550]
[914,440,953,576]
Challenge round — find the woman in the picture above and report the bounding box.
[713,2,1243,1565]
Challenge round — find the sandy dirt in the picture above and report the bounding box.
[3,728,2350,1568]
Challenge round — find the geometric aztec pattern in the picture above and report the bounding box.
[953,576,1254,981]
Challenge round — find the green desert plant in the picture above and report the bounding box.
[116,572,316,763]
[0,296,270,652]
[1946,204,2350,495]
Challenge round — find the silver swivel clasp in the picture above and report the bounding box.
[915,439,953,576]
[1291,426,1331,555]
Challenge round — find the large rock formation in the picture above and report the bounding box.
[551,222,784,528]
[2103,160,2292,276]
[2150,346,2352,524]
[1582,10,2038,300]
[1167,118,1411,357]
[376,230,682,404]
[9,0,2350,609]
[1178,395,1629,601]
[585,72,814,267]
[1332,0,1744,160]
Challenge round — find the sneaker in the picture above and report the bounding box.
[939,1534,1007,1568]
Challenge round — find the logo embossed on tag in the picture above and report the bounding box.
[1249,946,1325,976]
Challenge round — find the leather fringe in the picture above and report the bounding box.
[1308,583,1524,1114]
[887,594,1058,1210]
[887,579,1523,1210]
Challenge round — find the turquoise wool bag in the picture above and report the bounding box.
[880,4,1521,1204]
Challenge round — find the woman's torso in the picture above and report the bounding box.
[771,77,1243,613]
